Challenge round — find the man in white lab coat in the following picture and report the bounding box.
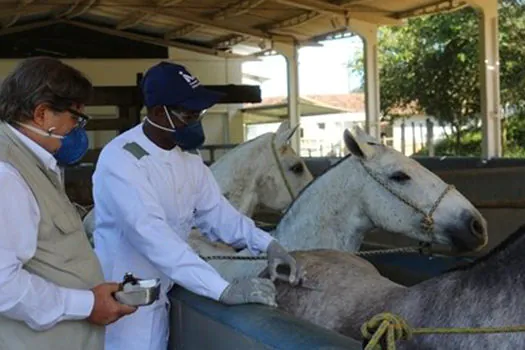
[92,61,303,350]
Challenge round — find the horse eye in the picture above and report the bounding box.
[289,162,304,174]
[389,171,411,182]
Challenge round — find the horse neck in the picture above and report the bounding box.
[389,232,525,330]
[274,157,373,252]
[210,138,267,216]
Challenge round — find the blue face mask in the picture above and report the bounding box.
[54,127,89,166]
[17,123,89,166]
[173,121,205,151]
[144,107,206,151]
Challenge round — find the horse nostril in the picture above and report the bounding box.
[470,218,485,238]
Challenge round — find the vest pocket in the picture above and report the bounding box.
[52,211,83,235]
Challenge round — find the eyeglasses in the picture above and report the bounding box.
[167,107,207,125]
[66,108,91,128]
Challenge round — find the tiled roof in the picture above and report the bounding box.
[247,93,424,116]
[246,93,365,113]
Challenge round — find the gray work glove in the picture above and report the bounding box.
[219,278,277,307]
[266,240,303,286]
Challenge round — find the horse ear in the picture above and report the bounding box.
[344,126,376,160]
[274,121,300,148]
[276,120,291,135]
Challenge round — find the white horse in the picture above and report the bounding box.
[199,126,488,282]
[82,121,314,248]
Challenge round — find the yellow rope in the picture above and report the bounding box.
[361,312,525,350]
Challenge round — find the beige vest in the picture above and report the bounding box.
[0,122,105,350]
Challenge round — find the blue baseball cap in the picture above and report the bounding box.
[141,61,225,111]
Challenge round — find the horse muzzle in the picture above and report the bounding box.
[445,211,488,253]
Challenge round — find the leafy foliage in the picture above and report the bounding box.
[349,1,525,156]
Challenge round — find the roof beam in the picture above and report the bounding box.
[101,1,284,42]
[394,0,469,18]
[163,24,201,40]
[273,0,349,16]
[265,11,321,30]
[211,0,267,21]
[273,0,402,26]
[0,4,55,19]
[3,0,35,28]
[162,0,267,46]
[210,35,248,49]
[116,0,184,30]
[62,20,242,58]
[67,0,97,19]
[0,19,60,37]
[56,0,97,19]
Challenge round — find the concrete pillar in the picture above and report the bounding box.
[274,40,301,155]
[228,110,245,144]
[468,0,501,158]
[401,120,406,155]
[349,20,381,140]
[426,118,435,156]
[224,58,244,144]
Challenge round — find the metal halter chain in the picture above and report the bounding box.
[270,133,296,200]
[199,245,433,261]
[357,159,454,234]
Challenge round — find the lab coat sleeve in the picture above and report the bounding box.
[194,163,275,255]
[0,167,94,331]
[94,157,230,301]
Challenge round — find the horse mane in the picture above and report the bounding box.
[280,153,352,218]
[445,222,525,273]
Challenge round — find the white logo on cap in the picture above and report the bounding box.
[179,71,200,89]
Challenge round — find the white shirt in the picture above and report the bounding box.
[93,124,274,302]
[0,125,94,331]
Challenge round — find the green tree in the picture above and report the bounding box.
[349,1,525,156]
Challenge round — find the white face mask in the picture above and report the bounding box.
[143,117,176,133]
[16,122,65,140]
[143,106,183,133]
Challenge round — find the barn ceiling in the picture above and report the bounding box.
[0,0,471,58]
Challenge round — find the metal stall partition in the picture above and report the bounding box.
[168,286,362,350]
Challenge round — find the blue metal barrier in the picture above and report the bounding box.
[168,286,362,349]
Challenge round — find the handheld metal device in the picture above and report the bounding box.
[113,272,161,307]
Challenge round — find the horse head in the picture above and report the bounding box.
[344,125,487,253]
[255,121,314,212]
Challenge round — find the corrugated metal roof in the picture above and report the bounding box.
[0,0,471,57]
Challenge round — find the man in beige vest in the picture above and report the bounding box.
[0,57,136,350]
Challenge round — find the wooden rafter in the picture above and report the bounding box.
[210,34,247,48]
[4,0,35,28]
[163,24,201,40]
[394,0,469,18]
[0,19,60,37]
[265,11,321,30]
[117,0,267,50]
[273,0,402,25]
[67,0,97,19]
[63,19,243,58]
[101,1,284,42]
[211,0,267,21]
[116,0,184,30]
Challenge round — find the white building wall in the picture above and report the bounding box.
[246,112,366,157]
[246,112,452,157]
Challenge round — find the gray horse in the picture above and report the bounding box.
[271,223,525,349]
